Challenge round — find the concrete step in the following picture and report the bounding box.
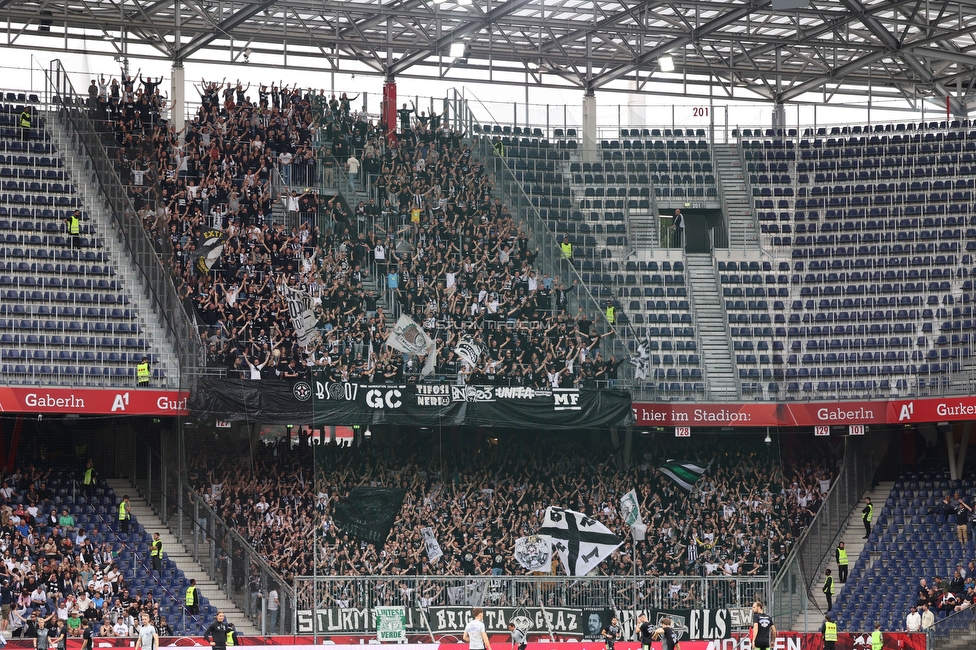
[105,480,263,636]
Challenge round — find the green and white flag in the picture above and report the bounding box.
[375,606,407,642]
[620,489,642,527]
[658,459,710,491]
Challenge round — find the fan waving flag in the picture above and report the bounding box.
[539,507,622,576]
[659,459,710,491]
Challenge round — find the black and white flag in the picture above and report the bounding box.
[447,582,487,606]
[454,335,483,368]
[539,507,622,576]
[421,527,443,563]
[386,315,433,356]
[513,535,552,572]
[279,283,319,347]
[630,336,650,381]
[194,228,227,274]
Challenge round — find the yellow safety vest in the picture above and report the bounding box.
[20,112,30,129]
[185,586,196,606]
[69,216,80,235]
[824,622,837,642]
[226,630,235,646]
[836,548,848,566]
[864,503,873,523]
[118,501,128,521]
[83,468,94,486]
[151,540,163,558]
[560,242,572,259]
[137,362,150,382]
[871,630,883,650]
[823,576,834,595]
[605,305,615,324]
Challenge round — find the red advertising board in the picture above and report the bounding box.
[0,387,188,416]
[0,635,925,650]
[634,394,976,428]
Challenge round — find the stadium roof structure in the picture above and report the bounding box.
[4,0,976,112]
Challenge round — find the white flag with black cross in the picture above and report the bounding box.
[538,507,622,576]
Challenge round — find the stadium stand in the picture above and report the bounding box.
[93,78,623,388]
[187,433,836,582]
[0,97,161,387]
[831,462,976,635]
[0,465,215,636]
[736,124,976,399]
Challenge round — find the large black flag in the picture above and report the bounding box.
[333,487,407,547]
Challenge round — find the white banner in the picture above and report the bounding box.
[421,527,443,563]
[280,284,318,347]
[513,535,552,572]
[386,315,434,356]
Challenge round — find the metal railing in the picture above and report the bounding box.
[296,575,768,634]
[447,91,631,375]
[44,60,202,388]
[929,604,976,648]
[130,448,296,635]
[771,429,890,631]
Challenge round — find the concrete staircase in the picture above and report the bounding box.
[685,253,738,399]
[105,479,261,636]
[713,144,760,249]
[794,481,896,632]
[627,209,659,249]
[45,111,182,386]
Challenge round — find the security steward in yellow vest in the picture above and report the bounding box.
[137,356,150,387]
[65,210,81,249]
[560,236,573,260]
[19,107,30,142]
[118,494,131,535]
[605,301,616,325]
[821,614,837,650]
[862,497,874,538]
[822,568,834,613]
[835,541,849,583]
[185,579,199,616]
[81,459,96,498]
[871,624,883,650]
[150,532,163,574]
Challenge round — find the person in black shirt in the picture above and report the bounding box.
[601,616,621,650]
[651,618,679,650]
[750,601,776,650]
[204,612,233,650]
[636,615,655,650]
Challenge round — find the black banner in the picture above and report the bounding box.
[294,607,741,638]
[332,487,407,547]
[188,376,634,429]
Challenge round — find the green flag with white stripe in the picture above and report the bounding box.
[658,459,710,491]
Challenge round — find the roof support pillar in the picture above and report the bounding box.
[582,89,597,162]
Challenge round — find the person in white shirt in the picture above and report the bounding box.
[905,606,921,631]
[278,151,293,184]
[346,154,360,192]
[920,603,935,634]
[463,608,491,650]
[113,617,129,637]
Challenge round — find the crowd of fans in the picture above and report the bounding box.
[187,434,837,594]
[85,71,617,388]
[0,466,174,640]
